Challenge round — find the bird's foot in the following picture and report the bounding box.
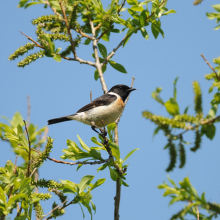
[91,121,107,137]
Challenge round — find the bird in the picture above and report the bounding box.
[48,84,136,130]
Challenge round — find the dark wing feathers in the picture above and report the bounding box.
[77,93,117,113]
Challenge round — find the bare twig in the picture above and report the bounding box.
[90,89,92,102]
[19,31,44,49]
[42,199,68,219]
[30,168,37,178]
[201,54,220,81]
[23,120,31,177]
[114,179,121,220]
[59,1,77,58]
[60,55,96,66]
[45,0,61,16]
[27,96,31,128]
[117,0,126,15]
[31,147,110,165]
[75,29,93,40]
[196,206,200,220]
[89,16,108,93]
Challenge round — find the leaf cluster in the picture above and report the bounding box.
[143,77,219,171]
[158,176,220,220]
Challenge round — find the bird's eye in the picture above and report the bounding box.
[119,86,123,90]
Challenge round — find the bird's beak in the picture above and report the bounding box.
[128,88,137,92]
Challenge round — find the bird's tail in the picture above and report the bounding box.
[48,116,72,125]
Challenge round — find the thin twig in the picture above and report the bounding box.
[19,31,44,49]
[201,54,220,81]
[42,199,68,219]
[89,16,108,93]
[45,0,61,16]
[23,120,31,177]
[59,0,77,58]
[75,29,93,40]
[20,31,96,67]
[117,0,126,15]
[114,179,121,220]
[90,89,92,102]
[31,147,110,165]
[30,168,37,178]
[27,96,31,128]
[196,206,200,220]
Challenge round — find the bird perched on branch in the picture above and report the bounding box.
[48,84,136,130]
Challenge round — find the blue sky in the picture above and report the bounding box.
[1,0,220,219]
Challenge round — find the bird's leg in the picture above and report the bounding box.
[90,121,107,137]
[100,120,107,137]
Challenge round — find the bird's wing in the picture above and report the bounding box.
[76,93,117,113]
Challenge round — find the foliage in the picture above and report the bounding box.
[158,176,220,220]
[1,122,110,219]
[143,75,220,172]
[207,4,220,30]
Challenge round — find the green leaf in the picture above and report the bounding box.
[131,6,143,12]
[173,77,178,101]
[123,148,139,164]
[127,0,138,5]
[97,43,107,58]
[152,87,164,105]
[24,2,43,8]
[109,167,119,181]
[109,60,127,73]
[184,106,189,114]
[84,38,91,45]
[17,0,29,8]
[0,187,6,208]
[102,31,110,42]
[122,180,129,187]
[109,142,120,161]
[153,126,161,138]
[165,98,180,116]
[78,175,94,193]
[212,4,220,12]
[55,47,62,53]
[151,23,159,39]
[90,178,106,191]
[89,149,102,160]
[97,162,109,172]
[53,54,61,62]
[163,9,176,15]
[139,11,147,26]
[140,27,149,40]
[7,193,27,208]
[201,124,216,140]
[77,135,90,152]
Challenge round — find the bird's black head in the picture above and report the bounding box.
[108,84,137,102]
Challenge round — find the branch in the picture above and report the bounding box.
[60,55,96,67]
[31,147,111,165]
[59,0,77,58]
[90,89,92,102]
[42,199,68,220]
[89,17,108,93]
[114,179,121,220]
[75,29,93,40]
[19,31,44,49]
[201,54,220,81]
[176,115,220,137]
[44,0,61,16]
[117,0,126,15]
[23,120,31,177]
[20,31,96,67]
